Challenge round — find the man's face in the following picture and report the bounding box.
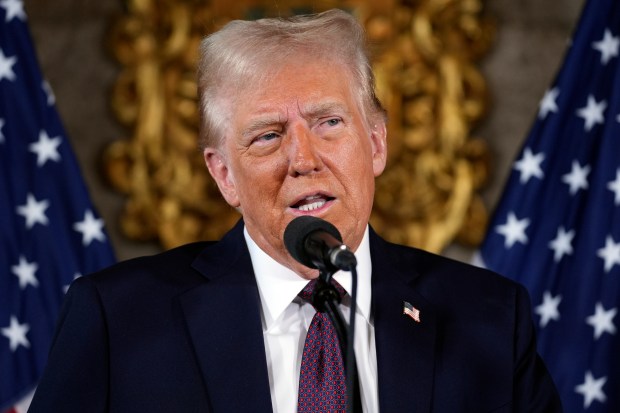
[204,58,387,278]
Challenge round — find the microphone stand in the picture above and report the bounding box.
[311,264,361,413]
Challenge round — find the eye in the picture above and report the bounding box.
[323,118,341,127]
[256,132,279,142]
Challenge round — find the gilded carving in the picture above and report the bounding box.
[105,0,494,253]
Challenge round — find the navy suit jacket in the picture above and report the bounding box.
[29,221,561,412]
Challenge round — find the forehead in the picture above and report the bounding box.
[231,59,360,122]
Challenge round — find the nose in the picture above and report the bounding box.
[287,125,323,177]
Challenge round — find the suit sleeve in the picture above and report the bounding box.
[28,276,109,412]
[512,283,563,412]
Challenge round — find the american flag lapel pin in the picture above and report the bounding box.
[403,301,421,323]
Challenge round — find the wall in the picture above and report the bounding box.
[24,0,586,262]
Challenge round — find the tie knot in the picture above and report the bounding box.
[298,278,346,303]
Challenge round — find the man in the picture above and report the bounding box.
[28,9,562,413]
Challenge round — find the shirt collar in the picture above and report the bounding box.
[244,225,373,329]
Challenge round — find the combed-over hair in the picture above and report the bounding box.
[196,8,386,149]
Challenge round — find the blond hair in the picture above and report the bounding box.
[196,9,385,149]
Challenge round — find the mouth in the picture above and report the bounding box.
[290,194,335,212]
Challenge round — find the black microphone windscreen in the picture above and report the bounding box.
[283,216,342,268]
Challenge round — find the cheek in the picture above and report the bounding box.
[234,157,287,203]
[337,152,376,204]
[347,140,376,181]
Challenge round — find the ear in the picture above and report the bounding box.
[204,147,241,208]
[370,121,388,177]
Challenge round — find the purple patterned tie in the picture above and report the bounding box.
[297,278,347,412]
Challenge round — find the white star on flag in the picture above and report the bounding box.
[0,117,5,143]
[535,291,562,328]
[586,302,617,340]
[63,272,82,294]
[548,226,575,262]
[28,129,62,166]
[495,211,530,248]
[16,193,49,229]
[1,315,30,352]
[0,47,17,81]
[597,235,620,273]
[42,80,55,106]
[513,147,545,184]
[73,209,106,246]
[607,169,620,205]
[538,87,560,119]
[617,112,620,123]
[575,371,607,409]
[0,0,26,22]
[576,95,607,132]
[592,28,619,65]
[11,255,39,289]
[561,161,590,195]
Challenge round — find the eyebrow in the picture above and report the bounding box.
[300,101,351,120]
[240,100,352,137]
[241,115,286,138]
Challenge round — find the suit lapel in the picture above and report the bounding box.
[176,223,437,412]
[179,221,273,413]
[370,230,437,413]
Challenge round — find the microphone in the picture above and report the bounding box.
[284,216,357,271]
[285,216,362,413]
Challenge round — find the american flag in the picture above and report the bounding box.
[402,301,421,323]
[476,0,620,411]
[0,1,116,411]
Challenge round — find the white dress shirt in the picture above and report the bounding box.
[244,226,379,413]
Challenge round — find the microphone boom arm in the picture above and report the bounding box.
[312,264,362,413]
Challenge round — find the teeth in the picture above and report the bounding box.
[298,200,326,211]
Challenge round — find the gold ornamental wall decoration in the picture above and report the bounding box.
[104,0,494,253]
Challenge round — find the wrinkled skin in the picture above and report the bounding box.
[204,58,387,279]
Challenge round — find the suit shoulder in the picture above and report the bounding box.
[84,241,215,294]
[379,240,533,330]
[379,238,524,299]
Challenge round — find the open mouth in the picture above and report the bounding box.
[291,194,335,212]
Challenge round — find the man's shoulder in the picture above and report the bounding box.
[401,243,512,283]
[375,235,524,301]
[376,238,531,333]
[80,241,216,297]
